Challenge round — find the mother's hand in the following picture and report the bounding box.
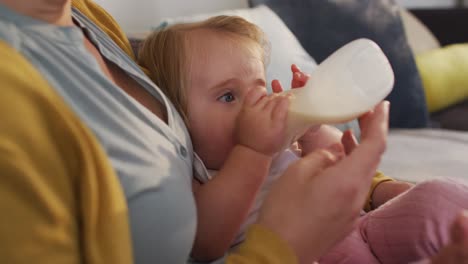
[256,101,390,263]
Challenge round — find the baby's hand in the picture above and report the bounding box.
[272,64,321,152]
[271,64,310,92]
[291,64,310,88]
[298,125,343,156]
[235,88,290,156]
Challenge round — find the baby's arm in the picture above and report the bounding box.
[191,89,291,262]
[191,146,272,261]
[370,179,414,209]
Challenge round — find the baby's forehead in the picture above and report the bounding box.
[185,29,244,49]
[185,29,265,62]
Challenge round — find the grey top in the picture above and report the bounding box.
[0,4,197,264]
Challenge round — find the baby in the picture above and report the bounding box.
[139,15,468,264]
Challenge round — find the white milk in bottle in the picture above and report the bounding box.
[283,38,394,139]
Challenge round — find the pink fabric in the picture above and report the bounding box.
[319,179,468,264]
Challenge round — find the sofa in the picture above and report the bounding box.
[410,8,468,131]
[379,6,468,183]
[128,0,468,183]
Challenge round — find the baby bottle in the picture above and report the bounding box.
[284,38,395,138]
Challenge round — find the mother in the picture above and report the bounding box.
[0,0,464,263]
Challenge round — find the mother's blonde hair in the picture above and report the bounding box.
[138,15,270,124]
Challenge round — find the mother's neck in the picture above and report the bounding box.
[0,0,73,26]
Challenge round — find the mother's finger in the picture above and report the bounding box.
[342,101,389,176]
[341,130,359,155]
[298,148,342,180]
[359,101,389,146]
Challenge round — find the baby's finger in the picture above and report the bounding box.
[263,92,281,109]
[290,141,302,156]
[291,64,301,74]
[271,96,289,123]
[291,73,301,88]
[292,71,310,89]
[271,79,284,93]
[244,87,267,107]
[257,93,274,110]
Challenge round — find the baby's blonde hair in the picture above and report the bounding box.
[138,15,270,124]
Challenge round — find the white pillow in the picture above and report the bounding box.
[161,5,360,136]
[162,5,317,93]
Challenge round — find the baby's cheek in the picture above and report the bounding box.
[209,127,236,164]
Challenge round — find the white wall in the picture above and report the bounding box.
[94,0,248,33]
[95,0,466,33]
[396,0,458,8]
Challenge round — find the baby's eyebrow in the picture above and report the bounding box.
[209,78,237,92]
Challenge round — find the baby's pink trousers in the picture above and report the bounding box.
[320,178,468,264]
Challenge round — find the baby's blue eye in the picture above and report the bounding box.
[218,92,236,103]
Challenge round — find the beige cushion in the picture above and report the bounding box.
[400,8,440,55]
